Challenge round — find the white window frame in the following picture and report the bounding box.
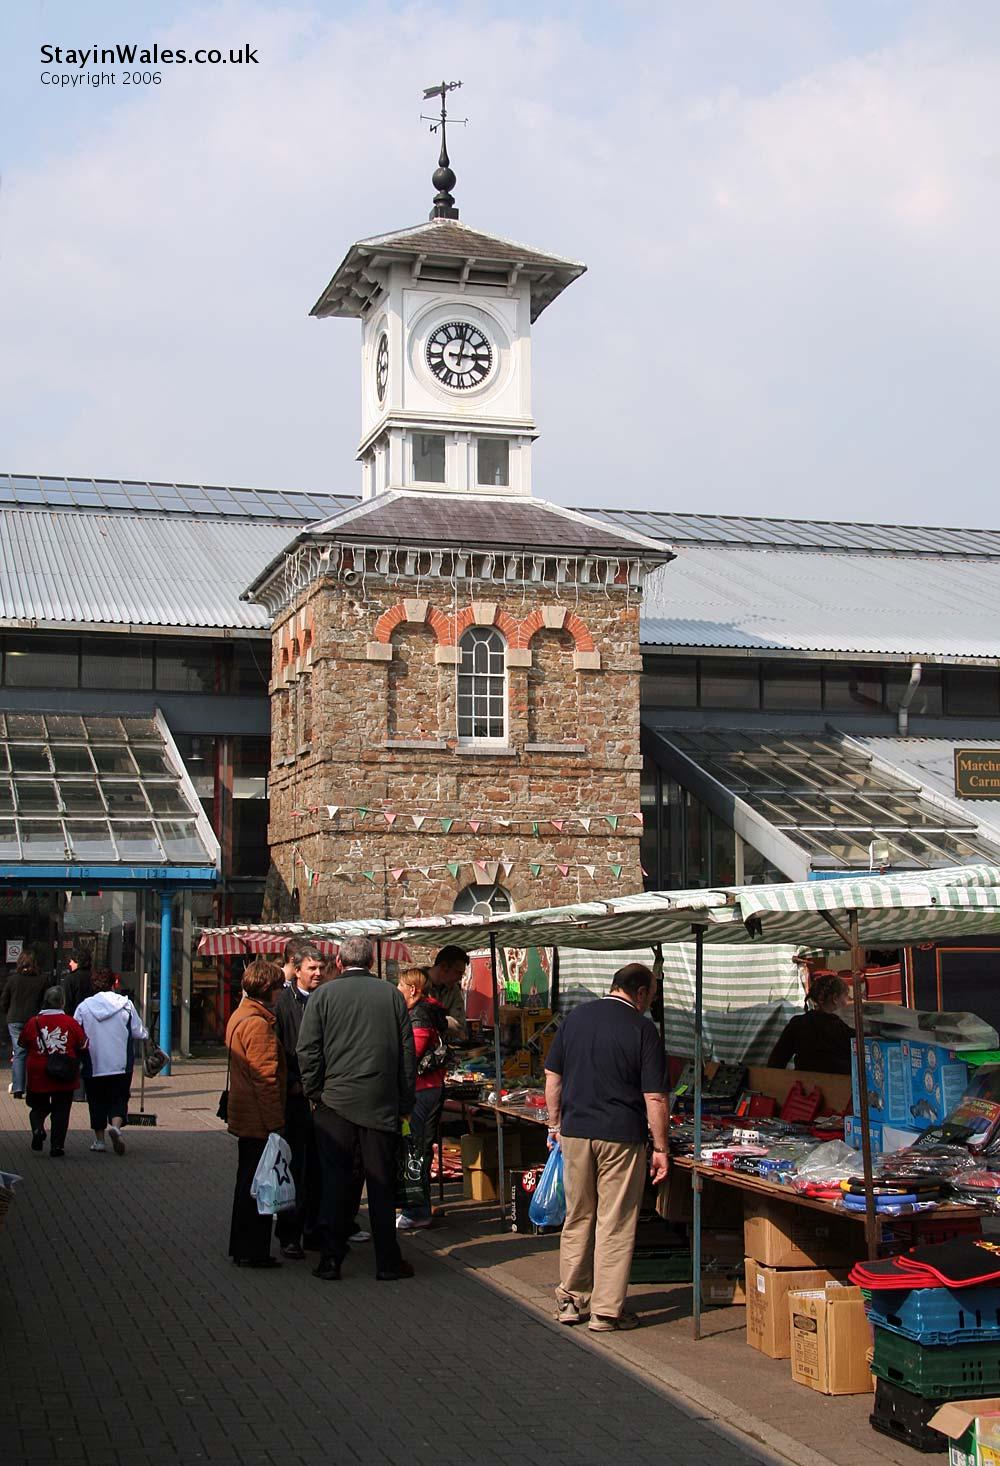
[457,626,508,745]
[410,430,448,485]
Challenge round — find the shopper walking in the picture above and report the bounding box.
[74,969,148,1155]
[273,943,323,1259]
[427,946,469,1037]
[396,967,448,1231]
[2,950,49,1100]
[18,986,88,1157]
[544,963,670,1333]
[297,936,416,1283]
[62,946,94,1016]
[225,959,287,1269]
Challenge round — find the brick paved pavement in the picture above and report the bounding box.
[0,1062,772,1466]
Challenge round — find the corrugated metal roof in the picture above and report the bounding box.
[0,474,354,522]
[640,546,1000,658]
[0,510,291,630]
[590,507,1000,558]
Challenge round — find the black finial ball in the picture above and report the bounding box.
[432,165,456,192]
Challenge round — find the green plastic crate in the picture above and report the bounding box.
[872,1326,1000,1399]
[629,1248,691,1283]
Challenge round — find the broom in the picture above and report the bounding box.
[127,973,158,1127]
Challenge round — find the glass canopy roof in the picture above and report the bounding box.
[0,712,217,866]
[659,728,1000,870]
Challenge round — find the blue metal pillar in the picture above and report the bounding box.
[159,892,173,1075]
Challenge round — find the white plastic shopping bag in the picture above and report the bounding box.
[250,1132,296,1215]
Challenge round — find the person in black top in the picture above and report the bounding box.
[273,943,323,1259]
[767,973,853,1075]
[545,963,669,1334]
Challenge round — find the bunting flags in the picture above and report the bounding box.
[447,862,461,879]
[532,821,540,837]
[326,805,339,818]
[390,868,405,882]
[530,863,542,877]
[469,820,482,833]
[605,814,619,830]
[292,805,646,827]
[551,819,564,832]
[288,853,633,885]
[384,812,397,826]
[411,815,425,830]
[440,817,454,833]
[579,817,591,833]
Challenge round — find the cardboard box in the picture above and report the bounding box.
[902,1040,969,1129]
[744,1196,862,1269]
[702,1267,746,1308]
[656,1166,743,1226]
[789,1284,875,1395]
[844,1114,922,1157]
[852,1036,908,1125]
[461,1131,523,1204]
[745,1259,848,1358]
[928,1398,1000,1466]
[702,1227,746,1265]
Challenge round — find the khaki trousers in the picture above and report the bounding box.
[557,1136,646,1320]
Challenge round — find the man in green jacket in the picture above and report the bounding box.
[297,936,416,1283]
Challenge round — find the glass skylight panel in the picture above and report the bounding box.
[0,782,14,813]
[84,716,125,739]
[20,821,67,860]
[0,820,20,858]
[111,821,163,861]
[92,745,137,776]
[9,744,52,773]
[144,783,193,815]
[156,820,205,860]
[60,779,106,815]
[131,746,173,777]
[65,821,117,861]
[14,780,59,813]
[50,745,95,774]
[44,715,87,739]
[121,717,158,739]
[101,782,149,815]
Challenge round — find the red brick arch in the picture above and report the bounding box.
[373,600,596,652]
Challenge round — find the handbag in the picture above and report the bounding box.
[46,1052,79,1084]
[143,1039,169,1079]
[217,1028,235,1122]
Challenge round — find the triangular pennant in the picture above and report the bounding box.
[391,868,405,882]
[447,862,461,879]
[469,820,482,833]
[441,818,454,833]
[384,811,397,826]
[641,866,649,877]
[557,863,570,877]
[418,866,431,878]
[611,863,623,879]
[482,860,499,884]
[632,811,643,823]
[357,806,369,818]
[496,818,510,827]
[579,817,591,833]
[605,814,619,830]
[551,819,564,832]
[583,864,596,879]
[312,871,320,887]
[326,805,339,818]
[531,821,540,837]
[411,815,425,830]
[474,859,488,877]
[500,861,513,878]
[362,870,376,882]
[530,863,542,877]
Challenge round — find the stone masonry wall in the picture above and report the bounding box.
[266,575,645,920]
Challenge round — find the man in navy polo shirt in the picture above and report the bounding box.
[544,962,669,1333]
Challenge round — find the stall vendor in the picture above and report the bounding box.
[767,973,853,1075]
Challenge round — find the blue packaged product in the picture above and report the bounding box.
[852,1037,908,1125]
[901,1040,969,1129]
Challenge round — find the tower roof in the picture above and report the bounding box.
[310,219,586,324]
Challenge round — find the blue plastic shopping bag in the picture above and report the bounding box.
[528,1140,566,1228]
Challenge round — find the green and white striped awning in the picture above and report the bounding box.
[559,944,801,1064]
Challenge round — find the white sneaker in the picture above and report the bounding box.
[90,1141,106,1153]
[348,1229,371,1243]
[6,1082,11,1095]
[108,1125,125,1156]
[396,1215,432,1231]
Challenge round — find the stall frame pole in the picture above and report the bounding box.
[490,933,506,1227]
[158,892,173,1076]
[849,910,879,1260]
[376,939,383,981]
[692,925,705,1340]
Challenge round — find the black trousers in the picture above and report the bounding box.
[229,1136,275,1263]
[275,1094,320,1247]
[84,1073,130,1131]
[26,1090,73,1150]
[313,1105,401,1275]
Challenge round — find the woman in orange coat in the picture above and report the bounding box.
[225,959,287,1268]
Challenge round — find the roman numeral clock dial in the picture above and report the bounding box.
[425,321,493,390]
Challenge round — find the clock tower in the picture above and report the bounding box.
[251,90,670,924]
[310,85,585,500]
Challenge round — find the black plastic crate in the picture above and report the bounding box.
[869,1377,949,1454]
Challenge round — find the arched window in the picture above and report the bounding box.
[457,626,506,742]
[452,883,513,918]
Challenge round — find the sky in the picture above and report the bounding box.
[3,1,1000,526]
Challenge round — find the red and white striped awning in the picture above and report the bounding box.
[197,924,411,964]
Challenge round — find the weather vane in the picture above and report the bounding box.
[422,80,466,221]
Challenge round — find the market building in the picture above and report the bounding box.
[6,135,1000,1044]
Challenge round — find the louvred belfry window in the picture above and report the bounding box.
[457,628,507,742]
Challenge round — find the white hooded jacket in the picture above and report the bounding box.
[74,991,148,1077]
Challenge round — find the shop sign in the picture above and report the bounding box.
[954,748,1000,798]
[5,939,22,964]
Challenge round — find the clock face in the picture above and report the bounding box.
[374,331,389,403]
[425,321,493,390]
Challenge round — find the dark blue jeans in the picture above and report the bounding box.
[401,1085,445,1222]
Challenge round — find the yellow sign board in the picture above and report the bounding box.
[955,748,1000,799]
